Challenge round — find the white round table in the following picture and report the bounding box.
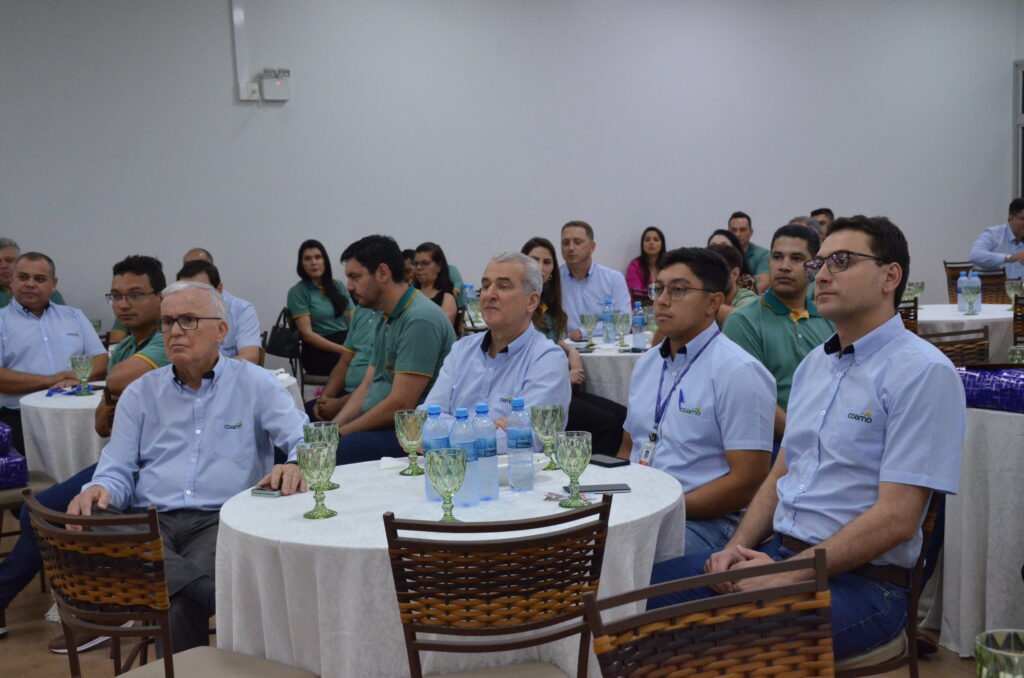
[918,304,1013,363]
[216,460,685,677]
[19,385,108,483]
[578,344,645,406]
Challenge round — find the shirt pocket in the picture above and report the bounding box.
[208,419,253,463]
[61,331,86,356]
[827,398,886,462]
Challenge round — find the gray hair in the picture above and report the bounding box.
[161,280,228,318]
[788,216,822,236]
[489,251,543,295]
[0,238,19,252]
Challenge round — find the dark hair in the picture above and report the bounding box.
[771,224,821,256]
[16,252,56,277]
[810,208,834,222]
[341,235,405,284]
[1010,199,1024,216]
[660,247,729,294]
[634,226,667,288]
[401,249,415,261]
[826,215,909,310]
[296,239,348,317]
[707,243,742,273]
[176,259,220,288]
[561,220,594,240]
[707,229,751,275]
[728,211,752,228]
[521,236,568,338]
[412,242,454,294]
[112,255,166,293]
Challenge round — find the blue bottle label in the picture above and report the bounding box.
[476,439,497,458]
[508,428,532,449]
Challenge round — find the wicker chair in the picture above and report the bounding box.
[977,270,1010,304]
[943,261,973,303]
[897,298,918,335]
[1014,296,1024,346]
[919,326,989,366]
[23,491,317,678]
[383,494,614,678]
[582,550,833,678]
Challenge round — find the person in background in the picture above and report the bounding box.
[402,248,416,283]
[969,197,1024,278]
[728,211,770,293]
[707,244,758,325]
[176,260,261,363]
[523,237,627,453]
[811,208,834,237]
[560,220,631,341]
[287,239,352,376]
[309,305,382,422]
[788,215,821,237]
[0,238,65,308]
[412,241,458,328]
[449,261,467,311]
[626,226,667,305]
[708,230,757,293]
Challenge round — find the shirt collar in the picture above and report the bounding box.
[171,355,223,389]
[384,285,418,323]
[479,325,534,357]
[12,298,50,317]
[1007,223,1024,246]
[823,313,905,363]
[761,288,820,317]
[658,321,718,360]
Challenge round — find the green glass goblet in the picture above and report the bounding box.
[1009,346,1024,365]
[304,421,340,490]
[902,281,924,302]
[644,306,657,333]
[394,409,428,476]
[425,448,466,523]
[579,313,599,347]
[962,286,980,316]
[530,404,564,471]
[296,442,337,519]
[69,355,94,396]
[1005,279,1023,311]
[614,312,631,348]
[553,431,593,509]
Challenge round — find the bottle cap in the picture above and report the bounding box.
[455,407,468,418]
[475,402,488,413]
[427,404,441,415]
[511,397,525,408]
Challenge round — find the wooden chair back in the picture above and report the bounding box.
[920,326,989,366]
[897,298,918,334]
[383,494,614,678]
[23,491,175,678]
[583,550,833,678]
[943,261,973,303]
[977,270,1009,304]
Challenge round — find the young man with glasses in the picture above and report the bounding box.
[617,248,776,554]
[647,216,966,661]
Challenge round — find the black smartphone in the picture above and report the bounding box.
[251,487,281,497]
[567,484,631,494]
[590,454,629,468]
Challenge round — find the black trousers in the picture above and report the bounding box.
[0,407,25,455]
[300,331,347,376]
[568,390,627,455]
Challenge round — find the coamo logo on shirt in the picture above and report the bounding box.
[223,420,243,430]
[679,405,702,416]
[847,410,873,423]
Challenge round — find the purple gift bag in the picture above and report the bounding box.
[0,422,28,490]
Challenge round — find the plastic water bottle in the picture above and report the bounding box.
[631,301,646,350]
[968,271,983,314]
[451,408,479,507]
[956,271,967,312]
[601,298,614,343]
[507,398,534,492]
[422,404,449,501]
[474,403,499,501]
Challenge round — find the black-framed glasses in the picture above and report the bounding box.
[803,250,888,281]
[648,283,712,301]
[159,315,222,333]
[105,291,157,305]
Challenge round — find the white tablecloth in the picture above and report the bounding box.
[937,408,1024,656]
[19,386,108,482]
[216,460,685,677]
[578,345,644,406]
[918,304,1013,363]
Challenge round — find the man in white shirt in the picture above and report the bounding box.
[559,220,630,340]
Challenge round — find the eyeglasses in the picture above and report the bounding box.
[803,250,888,281]
[159,315,222,333]
[105,292,157,305]
[648,283,712,301]
[412,261,433,269]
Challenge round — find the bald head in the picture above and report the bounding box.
[183,248,214,265]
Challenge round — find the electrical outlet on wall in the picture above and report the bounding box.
[238,82,260,102]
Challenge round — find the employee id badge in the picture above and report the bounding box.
[638,438,657,466]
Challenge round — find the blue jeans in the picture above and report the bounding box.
[649,537,909,659]
[335,429,405,465]
[685,515,740,554]
[0,464,97,612]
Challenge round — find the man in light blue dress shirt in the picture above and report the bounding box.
[969,197,1024,278]
[423,252,570,451]
[0,252,107,453]
[559,221,631,340]
[647,216,966,660]
[66,281,307,653]
[176,259,261,363]
[617,248,775,554]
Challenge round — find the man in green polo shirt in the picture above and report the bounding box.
[333,235,455,463]
[728,211,770,293]
[723,224,834,443]
[0,238,65,307]
[310,305,382,421]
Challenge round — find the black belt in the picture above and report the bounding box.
[776,533,910,588]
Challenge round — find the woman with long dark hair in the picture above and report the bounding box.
[708,229,757,292]
[520,237,568,342]
[412,242,457,326]
[626,226,667,304]
[287,239,352,375]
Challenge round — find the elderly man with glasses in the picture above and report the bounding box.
[647,216,966,661]
[617,247,776,555]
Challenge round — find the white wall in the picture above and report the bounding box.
[0,0,1018,337]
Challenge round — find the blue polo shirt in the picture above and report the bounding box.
[422,325,570,453]
[776,314,965,569]
[624,322,776,492]
[559,262,631,334]
[221,290,261,358]
[0,300,105,409]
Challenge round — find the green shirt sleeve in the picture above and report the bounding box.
[287,282,311,319]
[393,317,449,377]
[133,332,169,369]
[722,308,765,364]
[51,290,66,305]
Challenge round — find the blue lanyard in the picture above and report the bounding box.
[652,329,720,440]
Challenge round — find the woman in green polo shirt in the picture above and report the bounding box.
[287,239,352,376]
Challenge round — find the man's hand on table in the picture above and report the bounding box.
[65,486,112,531]
[50,371,80,389]
[258,463,307,495]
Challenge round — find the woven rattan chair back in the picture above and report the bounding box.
[977,270,1009,304]
[897,298,918,335]
[1014,296,1024,346]
[920,326,989,366]
[23,491,175,678]
[943,261,973,303]
[383,493,614,678]
[583,550,833,678]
